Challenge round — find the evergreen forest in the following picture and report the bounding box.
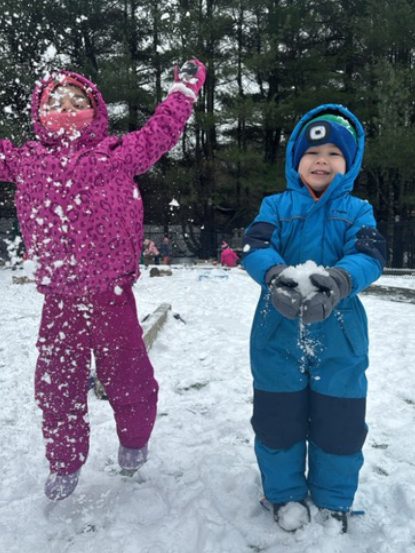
[0,0,414,264]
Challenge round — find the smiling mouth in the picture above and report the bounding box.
[311,170,330,175]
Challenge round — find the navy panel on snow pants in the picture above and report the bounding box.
[252,388,309,450]
[252,387,367,510]
[252,388,367,455]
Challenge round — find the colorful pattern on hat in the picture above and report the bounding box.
[293,114,358,170]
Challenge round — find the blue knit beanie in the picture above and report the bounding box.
[293,114,358,170]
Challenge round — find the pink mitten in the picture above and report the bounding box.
[170,58,206,101]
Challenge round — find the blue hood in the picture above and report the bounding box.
[285,104,365,199]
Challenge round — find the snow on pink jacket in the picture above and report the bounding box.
[0,70,194,295]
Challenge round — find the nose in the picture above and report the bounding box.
[60,97,76,113]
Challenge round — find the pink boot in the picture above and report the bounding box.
[44,470,80,501]
[118,444,148,475]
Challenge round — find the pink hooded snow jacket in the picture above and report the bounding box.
[220,247,239,267]
[0,70,194,295]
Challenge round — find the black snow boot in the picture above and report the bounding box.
[319,508,348,533]
[330,511,348,534]
[272,500,311,532]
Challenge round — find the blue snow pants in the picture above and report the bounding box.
[250,301,368,512]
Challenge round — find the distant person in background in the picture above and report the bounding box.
[159,235,172,265]
[0,59,206,500]
[143,238,160,266]
[220,241,239,267]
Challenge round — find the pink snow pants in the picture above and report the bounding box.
[35,286,158,475]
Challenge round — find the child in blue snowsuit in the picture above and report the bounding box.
[242,104,386,533]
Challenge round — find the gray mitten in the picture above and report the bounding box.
[266,265,302,320]
[301,268,352,324]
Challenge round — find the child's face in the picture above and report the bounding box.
[43,85,91,113]
[298,143,346,193]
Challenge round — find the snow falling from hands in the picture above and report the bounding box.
[276,261,328,371]
[297,317,322,375]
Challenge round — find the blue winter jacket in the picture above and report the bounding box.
[243,104,385,394]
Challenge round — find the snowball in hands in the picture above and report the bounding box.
[270,261,352,324]
[266,264,303,320]
[301,266,352,324]
[280,261,328,300]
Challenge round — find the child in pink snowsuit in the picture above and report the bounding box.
[142,238,160,265]
[220,242,239,267]
[0,60,206,500]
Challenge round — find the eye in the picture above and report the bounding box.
[47,94,60,106]
[72,96,90,109]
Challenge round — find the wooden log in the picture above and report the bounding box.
[142,303,172,350]
[94,303,172,399]
[361,285,415,304]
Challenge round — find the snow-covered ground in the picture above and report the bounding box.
[1,265,415,553]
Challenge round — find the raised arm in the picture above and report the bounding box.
[113,59,206,177]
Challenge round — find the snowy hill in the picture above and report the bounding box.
[1,266,415,553]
